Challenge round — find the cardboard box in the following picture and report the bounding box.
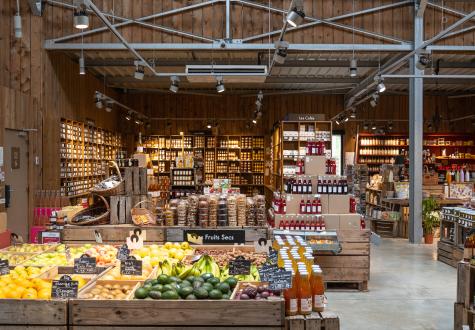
[328,194,350,214]
[320,194,330,214]
[323,214,340,230]
[0,212,6,233]
[339,214,362,230]
[304,156,326,176]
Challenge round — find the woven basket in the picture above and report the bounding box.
[131,200,156,226]
[70,194,110,226]
[91,161,125,197]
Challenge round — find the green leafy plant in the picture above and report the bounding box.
[422,197,439,235]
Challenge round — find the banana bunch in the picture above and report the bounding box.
[158,260,173,276]
[171,262,185,277]
[178,255,221,279]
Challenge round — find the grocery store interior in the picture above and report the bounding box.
[1,0,475,329]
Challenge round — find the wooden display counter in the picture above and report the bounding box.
[0,299,68,329]
[62,225,269,245]
[455,262,475,329]
[315,229,371,291]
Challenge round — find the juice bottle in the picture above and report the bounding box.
[284,270,299,316]
[311,266,325,312]
[298,267,312,315]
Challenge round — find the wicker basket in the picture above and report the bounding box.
[70,195,110,226]
[91,161,125,197]
[131,200,156,226]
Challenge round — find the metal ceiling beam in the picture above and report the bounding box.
[416,0,428,17]
[48,0,218,43]
[105,76,362,84]
[241,0,412,44]
[44,41,413,52]
[428,2,475,41]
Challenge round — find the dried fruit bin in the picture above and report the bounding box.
[69,299,284,328]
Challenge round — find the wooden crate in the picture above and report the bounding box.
[78,280,141,300]
[438,240,463,268]
[314,230,370,291]
[285,311,340,330]
[0,299,67,327]
[110,196,132,225]
[124,167,148,195]
[62,225,165,245]
[69,299,284,328]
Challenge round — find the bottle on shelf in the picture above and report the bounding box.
[300,199,306,214]
[317,177,322,194]
[298,267,312,315]
[306,200,312,214]
[284,270,299,316]
[311,266,325,312]
[307,179,312,194]
[302,179,308,194]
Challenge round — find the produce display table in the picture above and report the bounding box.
[62,225,270,245]
[314,229,370,291]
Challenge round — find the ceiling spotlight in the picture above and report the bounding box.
[252,119,257,124]
[169,76,179,93]
[105,101,113,113]
[135,119,143,125]
[73,3,89,29]
[286,6,305,27]
[343,115,349,123]
[273,40,289,64]
[14,14,22,38]
[349,58,357,77]
[370,93,379,108]
[79,55,85,75]
[388,122,393,131]
[94,92,103,109]
[134,60,145,80]
[416,49,432,71]
[124,112,132,121]
[375,76,386,93]
[257,90,264,101]
[206,123,212,129]
[371,123,377,130]
[350,108,356,119]
[216,76,225,93]
[363,122,369,130]
[335,117,341,126]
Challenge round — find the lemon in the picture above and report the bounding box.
[164,242,173,249]
[22,288,38,299]
[37,288,51,300]
[180,242,190,250]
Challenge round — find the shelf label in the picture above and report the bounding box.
[229,256,251,275]
[0,259,9,275]
[73,254,97,274]
[183,229,245,245]
[51,275,78,299]
[120,256,142,276]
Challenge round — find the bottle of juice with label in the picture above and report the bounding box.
[311,265,325,312]
[284,269,299,316]
[298,266,312,315]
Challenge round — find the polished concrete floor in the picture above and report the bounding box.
[326,238,456,330]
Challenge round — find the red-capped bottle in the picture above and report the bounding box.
[311,199,317,214]
[321,217,326,231]
[302,180,308,194]
[300,199,306,214]
[297,180,303,194]
[306,200,312,214]
[316,197,322,214]
[307,179,312,194]
[289,219,295,231]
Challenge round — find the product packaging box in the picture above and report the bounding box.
[328,194,350,214]
[305,156,326,176]
[323,214,340,230]
[339,214,362,230]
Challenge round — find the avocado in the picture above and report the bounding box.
[161,290,179,300]
[151,284,164,292]
[169,276,181,283]
[207,277,220,286]
[144,279,155,286]
[181,280,192,287]
[157,274,169,285]
[209,289,223,300]
[193,287,209,299]
[151,279,159,285]
[186,276,196,283]
[225,277,238,289]
[201,282,214,292]
[186,294,197,300]
[201,273,214,281]
[222,293,230,300]
[193,279,204,289]
[179,286,194,298]
[148,290,162,300]
[216,282,231,294]
[162,284,176,292]
[134,287,148,299]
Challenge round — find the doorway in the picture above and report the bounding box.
[4,129,29,240]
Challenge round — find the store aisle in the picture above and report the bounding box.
[326,239,456,330]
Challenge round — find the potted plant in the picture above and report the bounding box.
[422,197,439,244]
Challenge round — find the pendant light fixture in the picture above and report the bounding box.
[73,1,89,29]
[216,76,225,93]
[169,76,180,93]
[286,0,305,27]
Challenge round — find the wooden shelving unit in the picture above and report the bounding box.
[142,135,265,196]
[271,120,332,192]
[60,118,124,197]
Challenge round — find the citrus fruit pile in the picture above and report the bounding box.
[0,266,52,299]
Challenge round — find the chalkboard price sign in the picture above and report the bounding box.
[73,254,97,274]
[266,248,278,265]
[268,269,292,290]
[0,259,9,275]
[51,275,79,299]
[116,244,130,262]
[258,263,279,282]
[229,256,251,275]
[120,256,142,276]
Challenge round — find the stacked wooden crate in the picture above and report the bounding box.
[455,262,475,330]
[110,167,148,225]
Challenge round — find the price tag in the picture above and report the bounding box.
[268,268,292,290]
[0,259,10,275]
[120,256,142,276]
[266,248,278,265]
[51,275,78,299]
[258,263,279,282]
[116,244,130,262]
[229,256,251,275]
[73,254,97,274]
[254,238,272,254]
[94,230,103,244]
